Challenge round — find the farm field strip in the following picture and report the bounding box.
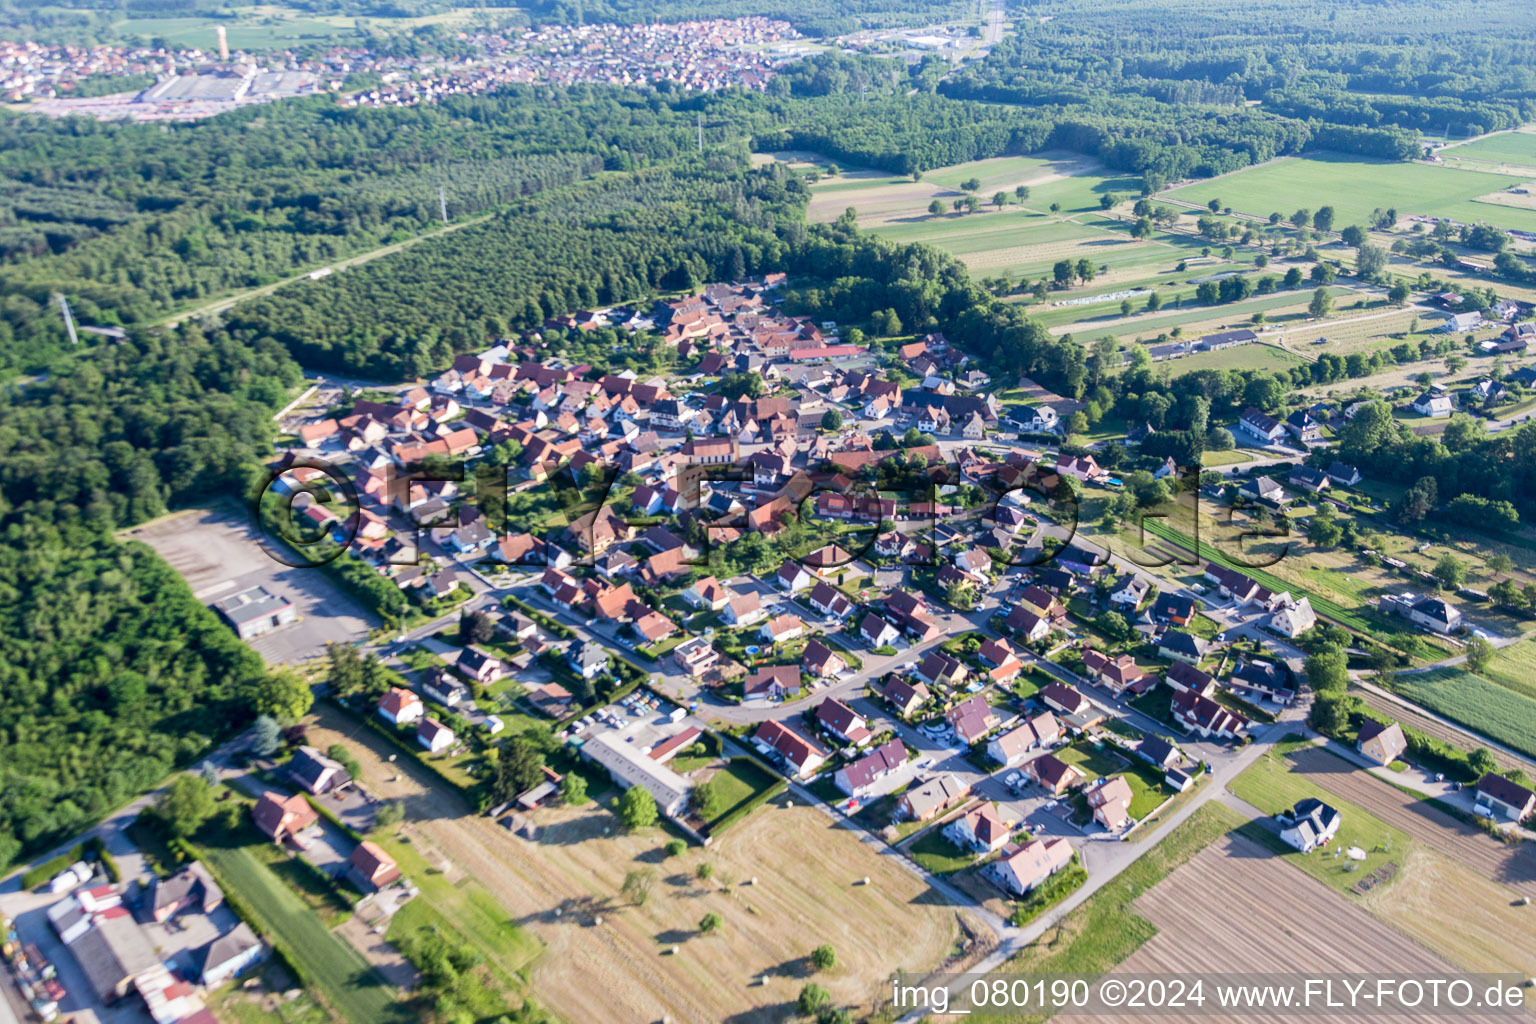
[1163,153,1536,233]
[194,842,404,1024]
[1102,833,1513,1024]
[1388,668,1536,763]
[1371,847,1536,978]
[872,213,1097,250]
[1352,686,1529,775]
[1439,129,1536,170]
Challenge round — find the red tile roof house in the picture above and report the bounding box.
[1024,752,1086,796]
[377,687,423,726]
[806,581,853,619]
[759,613,805,645]
[454,647,505,686]
[752,720,827,780]
[776,559,814,593]
[802,639,847,679]
[1166,660,1217,696]
[815,698,874,747]
[1086,776,1135,831]
[1171,689,1249,740]
[833,738,908,799]
[985,836,1074,896]
[684,575,731,611]
[1039,680,1092,718]
[252,792,317,845]
[916,650,968,689]
[417,717,456,753]
[347,841,402,891]
[944,802,1017,854]
[722,590,767,627]
[743,665,801,702]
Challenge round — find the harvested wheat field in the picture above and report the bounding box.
[1369,846,1536,977]
[1103,832,1510,1024]
[805,155,1098,228]
[305,706,967,1024]
[1286,746,1536,899]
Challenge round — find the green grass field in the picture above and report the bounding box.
[1170,343,1310,374]
[194,842,408,1024]
[921,155,1061,194]
[907,826,979,874]
[1165,154,1536,233]
[1441,131,1536,169]
[1228,742,1411,896]
[1082,287,1357,347]
[112,12,362,49]
[873,212,1094,251]
[1480,640,1536,701]
[700,757,779,828]
[1389,667,1536,761]
[1055,741,1127,781]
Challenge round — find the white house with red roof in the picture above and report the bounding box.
[377,687,423,726]
[1086,776,1135,831]
[752,720,827,779]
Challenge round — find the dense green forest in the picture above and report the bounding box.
[948,0,1536,166]
[0,526,274,868]
[0,322,300,869]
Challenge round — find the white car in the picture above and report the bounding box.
[1003,771,1022,787]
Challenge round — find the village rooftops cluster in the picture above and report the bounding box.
[14,17,801,120]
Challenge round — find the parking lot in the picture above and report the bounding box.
[127,502,377,664]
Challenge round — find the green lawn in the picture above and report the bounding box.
[193,843,409,1024]
[873,210,1094,250]
[1165,153,1536,234]
[110,13,362,49]
[1054,740,1128,781]
[1010,857,1087,926]
[907,827,978,875]
[1227,742,1411,897]
[1122,765,1175,819]
[701,757,781,830]
[921,155,1061,193]
[1130,684,1176,727]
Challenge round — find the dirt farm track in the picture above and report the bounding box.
[1103,833,1516,1024]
